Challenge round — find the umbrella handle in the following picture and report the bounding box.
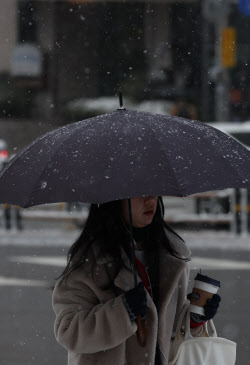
[136,315,148,347]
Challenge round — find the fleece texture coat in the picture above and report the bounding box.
[52,228,191,365]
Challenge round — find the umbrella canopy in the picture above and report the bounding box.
[0,109,250,208]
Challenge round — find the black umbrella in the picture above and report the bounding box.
[1,106,250,208]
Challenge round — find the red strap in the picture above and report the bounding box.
[190,319,206,328]
[135,257,151,296]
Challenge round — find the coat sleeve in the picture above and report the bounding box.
[52,273,137,354]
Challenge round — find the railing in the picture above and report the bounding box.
[164,189,250,235]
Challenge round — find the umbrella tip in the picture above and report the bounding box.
[117,91,126,111]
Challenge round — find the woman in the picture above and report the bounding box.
[52,196,220,365]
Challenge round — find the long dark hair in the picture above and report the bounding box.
[56,196,189,284]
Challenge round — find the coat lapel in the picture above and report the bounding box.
[114,263,136,292]
[158,248,186,311]
[113,246,158,319]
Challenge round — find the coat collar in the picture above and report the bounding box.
[93,228,190,261]
[92,228,191,293]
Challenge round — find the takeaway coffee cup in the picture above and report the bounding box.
[189,273,220,316]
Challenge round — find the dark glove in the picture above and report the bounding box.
[203,294,221,320]
[187,292,221,322]
[123,282,147,321]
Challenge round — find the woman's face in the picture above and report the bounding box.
[122,196,158,228]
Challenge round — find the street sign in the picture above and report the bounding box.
[10,44,42,77]
[221,27,237,68]
[239,0,250,16]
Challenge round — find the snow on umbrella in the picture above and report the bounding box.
[0,109,249,208]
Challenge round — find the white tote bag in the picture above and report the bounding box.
[169,304,236,365]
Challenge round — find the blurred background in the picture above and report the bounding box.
[0,1,250,364]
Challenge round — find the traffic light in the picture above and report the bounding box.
[221,27,237,68]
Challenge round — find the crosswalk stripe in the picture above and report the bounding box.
[8,256,67,267]
[7,255,250,270]
[191,257,250,270]
[0,276,48,286]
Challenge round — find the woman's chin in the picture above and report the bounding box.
[142,216,154,225]
[134,215,154,227]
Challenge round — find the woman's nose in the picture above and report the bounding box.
[144,196,155,203]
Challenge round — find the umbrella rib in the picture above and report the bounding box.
[185,122,250,191]
[26,114,119,206]
[0,127,59,179]
[207,128,250,186]
[89,113,122,203]
[140,117,184,197]
[23,123,84,207]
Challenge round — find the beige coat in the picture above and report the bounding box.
[52,229,191,365]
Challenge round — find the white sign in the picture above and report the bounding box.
[10,44,42,77]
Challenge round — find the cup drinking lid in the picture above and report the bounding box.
[195,273,221,288]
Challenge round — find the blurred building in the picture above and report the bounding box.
[0,0,203,122]
[1,0,250,124]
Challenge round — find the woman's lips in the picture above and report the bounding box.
[144,210,154,216]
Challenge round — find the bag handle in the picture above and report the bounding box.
[206,318,217,337]
[184,310,218,340]
[174,302,190,336]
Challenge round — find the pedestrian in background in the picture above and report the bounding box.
[52,196,220,365]
[2,204,23,231]
[1,158,23,231]
[170,97,198,120]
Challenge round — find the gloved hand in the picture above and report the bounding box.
[123,282,147,321]
[203,294,221,320]
[187,292,221,321]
